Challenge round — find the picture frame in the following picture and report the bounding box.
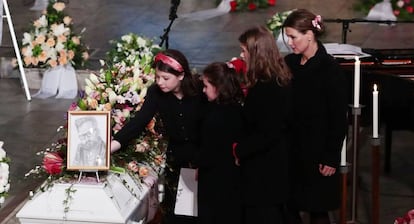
[67,111,111,171]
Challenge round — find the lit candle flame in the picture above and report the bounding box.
[374,84,378,91]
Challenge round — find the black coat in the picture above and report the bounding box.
[197,102,243,224]
[285,42,348,211]
[234,80,292,206]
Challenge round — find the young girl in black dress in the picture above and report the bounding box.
[234,25,292,224]
[111,49,205,224]
[196,62,244,224]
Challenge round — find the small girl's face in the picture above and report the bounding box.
[155,68,184,94]
[202,76,218,102]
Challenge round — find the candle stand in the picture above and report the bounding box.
[340,163,350,224]
[349,106,362,224]
[371,137,381,224]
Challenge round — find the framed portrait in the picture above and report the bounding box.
[67,111,111,171]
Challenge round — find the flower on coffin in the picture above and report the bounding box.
[24,126,75,186]
[354,0,414,20]
[266,9,294,37]
[42,152,64,175]
[228,0,275,12]
[0,141,10,206]
[394,209,414,224]
[21,0,89,69]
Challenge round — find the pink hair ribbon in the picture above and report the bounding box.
[154,53,184,73]
[312,15,322,30]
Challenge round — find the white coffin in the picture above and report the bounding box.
[16,172,154,224]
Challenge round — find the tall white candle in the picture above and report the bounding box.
[354,56,361,108]
[340,137,347,166]
[373,84,379,138]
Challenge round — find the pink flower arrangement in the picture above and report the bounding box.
[394,209,414,224]
[25,34,167,188]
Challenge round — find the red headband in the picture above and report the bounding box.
[154,53,184,73]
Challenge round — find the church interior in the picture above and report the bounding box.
[0,0,413,223]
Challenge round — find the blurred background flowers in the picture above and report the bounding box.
[21,0,89,69]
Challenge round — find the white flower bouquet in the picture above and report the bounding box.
[266,9,294,37]
[21,0,89,69]
[0,141,11,206]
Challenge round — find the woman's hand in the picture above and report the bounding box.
[319,164,336,176]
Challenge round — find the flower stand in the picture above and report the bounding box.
[16,172,159,224]
[276,31,290,53]
[24,67,93,92]
[32,65,79,99]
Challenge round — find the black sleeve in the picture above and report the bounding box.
[322,61,349,167]
[112,84,159,147]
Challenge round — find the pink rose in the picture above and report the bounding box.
[230,1,237,12]
[127,161,139,172]
[42,152,63,175]
[394,217,406,224]
[268,0,276,6]
[407,209,414,219]
[139,166,149,177]
[248,3,256,11]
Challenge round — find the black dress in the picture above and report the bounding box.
[196,102,243,224]
[113,84,206,224]
[284,42,348,212]
[234,80,292,224]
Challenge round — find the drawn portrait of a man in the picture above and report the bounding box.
[68,112,108,169]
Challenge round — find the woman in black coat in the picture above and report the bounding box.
[111,49,205,224]
[282,9,348,224]
[196,62,244,224]
[234,25,292,224]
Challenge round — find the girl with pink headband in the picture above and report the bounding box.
[112,49,205,224]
